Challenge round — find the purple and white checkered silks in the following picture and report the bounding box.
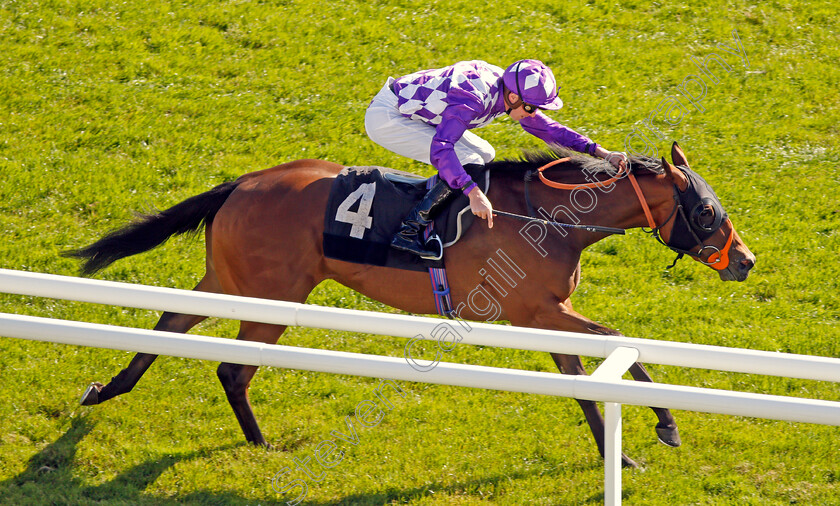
[503,59,564,110]
[392,60,507,128]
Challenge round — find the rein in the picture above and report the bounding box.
[493,209,625,235]
[516,156,734,271]
[535,157,628,190]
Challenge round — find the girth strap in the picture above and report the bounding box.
[423,175,455,317]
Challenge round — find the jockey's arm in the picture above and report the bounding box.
[519,113,626,170]
[429,114,476,195]
[430,113,493,227]
[519,112,598,155]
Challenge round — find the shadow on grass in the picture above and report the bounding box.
[291,461,606,505]
[4,416,609,504]
[1,415,259,505]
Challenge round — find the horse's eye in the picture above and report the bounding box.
[697,206,715,228]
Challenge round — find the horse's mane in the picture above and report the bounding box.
[486,146,663,178]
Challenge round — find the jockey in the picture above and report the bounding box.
[365,59,627,259]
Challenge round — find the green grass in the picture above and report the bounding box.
[1,0,839,504]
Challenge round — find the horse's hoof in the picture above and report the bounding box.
[655,422,681,447]
[621,453,639,468]
[80,382,104,406]
[247,438,272,449]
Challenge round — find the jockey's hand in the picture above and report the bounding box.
[468,187,494,228]
[604,151,628,172]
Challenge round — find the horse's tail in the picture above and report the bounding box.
[64,180,240,276]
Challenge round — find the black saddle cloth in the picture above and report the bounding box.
[322,165,489,271]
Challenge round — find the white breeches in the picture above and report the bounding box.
[364,78,495,167]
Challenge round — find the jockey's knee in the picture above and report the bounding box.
[481,147,496,164]
[461,148,493,167]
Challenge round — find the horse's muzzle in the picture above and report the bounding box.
[719,255,755,282]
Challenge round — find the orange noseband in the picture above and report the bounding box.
[703,222,735,271]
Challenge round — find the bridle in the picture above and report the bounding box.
[525,157,735,271]
[646,184,735,270]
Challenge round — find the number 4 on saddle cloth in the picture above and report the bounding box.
[323,164,489,273]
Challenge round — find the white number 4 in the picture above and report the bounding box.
[335,182,376,239]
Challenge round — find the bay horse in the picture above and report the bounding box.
[67,142,755,468]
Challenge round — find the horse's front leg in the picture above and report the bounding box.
[548,352,638,468]
[525,299,680,466]
[518,300,638,467]
[628,362,681,447]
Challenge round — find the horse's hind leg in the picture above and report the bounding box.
[80,275,217,406]
[216,321,286,446]
[628,362,681,447]
[80,312,208,405]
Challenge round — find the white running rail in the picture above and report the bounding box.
[2,269,839,505]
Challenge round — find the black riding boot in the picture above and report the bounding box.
[391,180,457,259]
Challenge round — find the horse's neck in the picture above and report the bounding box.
[585,173,674,247]
[608,171,674,218]
[520,171,674,250]
[623,173,675,229]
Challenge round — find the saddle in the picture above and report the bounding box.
[323,165,489,272]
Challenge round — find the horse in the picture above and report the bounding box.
[66,142,755,468]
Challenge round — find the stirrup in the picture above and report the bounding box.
[420,234,443,261]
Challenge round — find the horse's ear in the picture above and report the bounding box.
[671,141,690,169]
[662,156,688,191]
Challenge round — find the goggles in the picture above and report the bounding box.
[521,102,540,114]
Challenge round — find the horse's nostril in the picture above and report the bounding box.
[740,258,755,271]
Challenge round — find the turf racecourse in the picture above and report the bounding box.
[1,0,838,504]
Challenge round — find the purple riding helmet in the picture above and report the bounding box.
[502,59,564,110]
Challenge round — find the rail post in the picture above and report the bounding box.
[592,346,640,506]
